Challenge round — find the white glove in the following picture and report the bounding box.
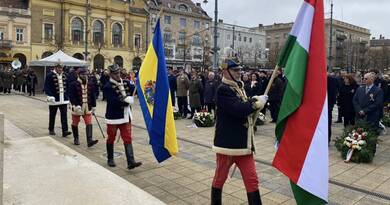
[91,107,96,114]
[252,95,268,110]
[75,105,83,115]
[47,96,55,103]
[123,96,134,105]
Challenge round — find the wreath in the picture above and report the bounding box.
[382,103,390,127]
[334,122,378,163]
[193,111,215,127]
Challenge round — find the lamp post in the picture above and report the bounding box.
[203,0,218,71]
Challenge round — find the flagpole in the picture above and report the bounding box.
[264,65,280,96]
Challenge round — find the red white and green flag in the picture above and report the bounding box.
[272,0,328,204]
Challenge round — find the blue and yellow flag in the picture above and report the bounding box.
[136,19,178,163]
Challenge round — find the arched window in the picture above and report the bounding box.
[41,51,53,59]
[73,53,84,60]
[114,55,123,67]
[71,17,83,43]
[112,23,122,47]
[178,4,188,12]
[93,20,104,45]
[93,54,105,73]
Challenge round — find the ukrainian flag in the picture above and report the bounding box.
[136,19,178,163]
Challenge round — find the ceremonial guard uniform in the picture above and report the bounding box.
[68,68,98,147]
[211,59,267,205]
[104,65,142,170]
[44,64,72,137]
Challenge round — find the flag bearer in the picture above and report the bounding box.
[211,58,268,205]
[104,64,142,170]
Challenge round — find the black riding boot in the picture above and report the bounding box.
[247,190,262,205]
[106,143,116,167]
[72,125,80,145]
[211,187,222,205]
[86,124,98,147]
[124,144,142,169]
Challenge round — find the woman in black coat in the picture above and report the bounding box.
[246,73,262,98]
[339,74,358,127]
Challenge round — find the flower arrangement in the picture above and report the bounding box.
[334,122,378,163]
[193,110,215,127]
[381,103,390,127]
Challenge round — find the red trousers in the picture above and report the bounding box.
[72,114,92,126]
[106,123,132,145]
[212,153,259,193]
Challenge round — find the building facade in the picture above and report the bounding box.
[0,0,31,68]
[261,19,371,71]
[369,35,390,72]
[30,0,148,72]
[210,19,267,68]
[147,0,211,70]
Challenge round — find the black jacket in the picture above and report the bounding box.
[213,78,258,156]
[69,78,97,114]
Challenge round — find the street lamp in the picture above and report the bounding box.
[203,0,218,71]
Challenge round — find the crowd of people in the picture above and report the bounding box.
[328,69,388,143]
[0,65,38,96]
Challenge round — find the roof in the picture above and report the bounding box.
[29,50,88,67]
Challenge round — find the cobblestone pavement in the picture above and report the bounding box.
[1,94,390,205]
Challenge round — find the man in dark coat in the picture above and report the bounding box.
[68,67,98,147]
[353,72,384,131]
[103,64,142,170]
[203,71,218,114]
[211,58,267,205]
[327,73,339,143]
[168,68,177,107]
[268,77,284,123]
[27,70,38,96]
[44,63,72,137]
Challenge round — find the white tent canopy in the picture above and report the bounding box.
[29,50,88,67]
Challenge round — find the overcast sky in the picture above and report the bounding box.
[200,0,389,38]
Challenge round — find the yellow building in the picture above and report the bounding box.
[0,0,31,68]
[30,0,148,71]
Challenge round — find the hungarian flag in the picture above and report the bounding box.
[272,0,328,204]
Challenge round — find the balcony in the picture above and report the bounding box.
[0,7,31,16]
[336,34,347,40]
[0,40,12,50]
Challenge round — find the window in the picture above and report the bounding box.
[71,17,83,43]
[164,16,171,24]
[194,20,200,29]
[180,18,186,28]
[205,23,209,29]
[134,34,141,49]
[112,23,122,46]
[178,4,188,12]
[178,32,186,44]
[283,33,288,39]
[192,34,201,46]
[44,23,53,41]
[238,35,241,41]
[227,34,230,40]
[93,20,104,45]
[249,37,252,43]
[244,37,247,42]
[163,32,172,43]
[0,30,4,40]
[16,28,24,42]
[164,47,174,58]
